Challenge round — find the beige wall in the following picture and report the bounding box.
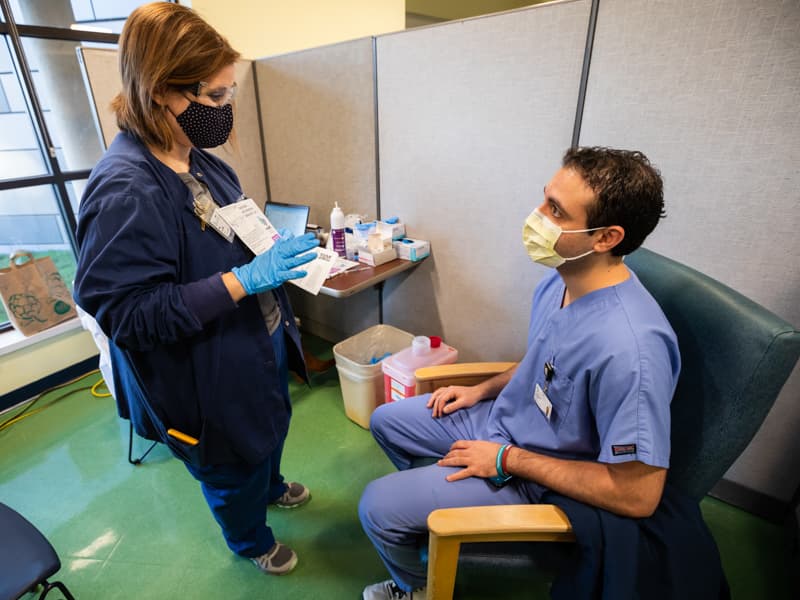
[0,326,98,397]
[190,0,405,59]
[406,0,547,21]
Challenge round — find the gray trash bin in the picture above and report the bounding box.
[333,324,414,428]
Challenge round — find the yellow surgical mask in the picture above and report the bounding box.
[522,209,604,268]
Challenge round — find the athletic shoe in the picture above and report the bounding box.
[362,579,427,599]
[251,542,298,575]
[272,481,310,508]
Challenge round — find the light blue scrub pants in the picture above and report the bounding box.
[184,326,291,558]
[359,396,544,591]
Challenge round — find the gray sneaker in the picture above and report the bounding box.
[251,542,298,575]
[362,579,427,600]
[272,482,310,508]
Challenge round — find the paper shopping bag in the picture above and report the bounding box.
[0,251,77,336]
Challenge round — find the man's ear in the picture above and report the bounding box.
[593,225,625,254]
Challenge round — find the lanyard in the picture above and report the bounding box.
[178,172,234,242]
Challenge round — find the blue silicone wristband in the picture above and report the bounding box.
[495,444,508,478]
[489,445,512,487]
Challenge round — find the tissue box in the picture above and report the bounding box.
[358,246,397,267]
[377,220,406,240]
[393,238,430,262]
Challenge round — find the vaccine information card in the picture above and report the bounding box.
[288,247,337,295]
[216,198,279,255]
[217,198,336,295]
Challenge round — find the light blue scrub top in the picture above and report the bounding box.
[487,268,680,468]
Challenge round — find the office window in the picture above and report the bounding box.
[0,35,48,180]
[65,178,86,216]
[0,80,10,112]
[0,186,73,247]
[23,37,108,171]
[12,0,142,32]
[0,0,173,332]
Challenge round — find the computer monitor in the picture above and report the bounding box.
[264,201,310,238]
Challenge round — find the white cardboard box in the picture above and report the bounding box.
[377,220,406,240]
[358,246,397,266]
[393,238,430,262]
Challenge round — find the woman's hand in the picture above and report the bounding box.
[426,385,483,418]
[231,232,319,295]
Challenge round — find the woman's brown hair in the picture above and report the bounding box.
[112,2,241,151]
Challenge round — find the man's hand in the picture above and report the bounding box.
[438,439,502,482]
[426,364,518,418]
[427,385,483,418]
[437,440,667,517]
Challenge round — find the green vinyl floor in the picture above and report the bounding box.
[1,341,798,599]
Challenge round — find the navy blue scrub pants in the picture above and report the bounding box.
[184,326,291,558]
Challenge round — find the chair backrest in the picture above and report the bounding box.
[0,502,61,599]
[626,248,800,500]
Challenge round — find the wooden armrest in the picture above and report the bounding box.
[415,362,517,394]
[428,504,574,542]
[426,504,573,600]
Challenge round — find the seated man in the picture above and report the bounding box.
[359,147,680,600]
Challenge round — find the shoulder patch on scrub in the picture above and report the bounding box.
[612,444,637,456]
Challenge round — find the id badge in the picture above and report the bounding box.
[533,383,552,421]
[193,193,234,242]
[207,208,235,242]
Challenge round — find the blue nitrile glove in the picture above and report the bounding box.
[231,232,319,295]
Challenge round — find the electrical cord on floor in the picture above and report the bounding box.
[91,377,112,398]
[0,369,109,432]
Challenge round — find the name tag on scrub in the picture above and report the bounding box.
[533,384,552,421]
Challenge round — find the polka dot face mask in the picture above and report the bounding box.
[175,101,234,148]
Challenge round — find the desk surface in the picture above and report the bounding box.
[320,258,424,298]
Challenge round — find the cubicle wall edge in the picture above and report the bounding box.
[76,47,118,150]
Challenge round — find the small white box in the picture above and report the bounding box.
[377,220,406,240]
[393,238,430,262]
[358,246,397,266]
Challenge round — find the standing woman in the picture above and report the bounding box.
[74,2,317,575]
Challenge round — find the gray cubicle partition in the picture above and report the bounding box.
[376,0,592,362]
[255,38,381,341]
[78,48,267,205]
[578,0,800,507]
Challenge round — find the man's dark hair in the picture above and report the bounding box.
[562,147,665,256]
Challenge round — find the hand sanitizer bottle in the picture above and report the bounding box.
[330,202,346,257]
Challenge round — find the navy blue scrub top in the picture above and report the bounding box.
[75,131,306,466]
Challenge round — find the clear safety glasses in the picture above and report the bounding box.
[184,81,238,107]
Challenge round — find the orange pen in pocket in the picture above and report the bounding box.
[167,428,199,446]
